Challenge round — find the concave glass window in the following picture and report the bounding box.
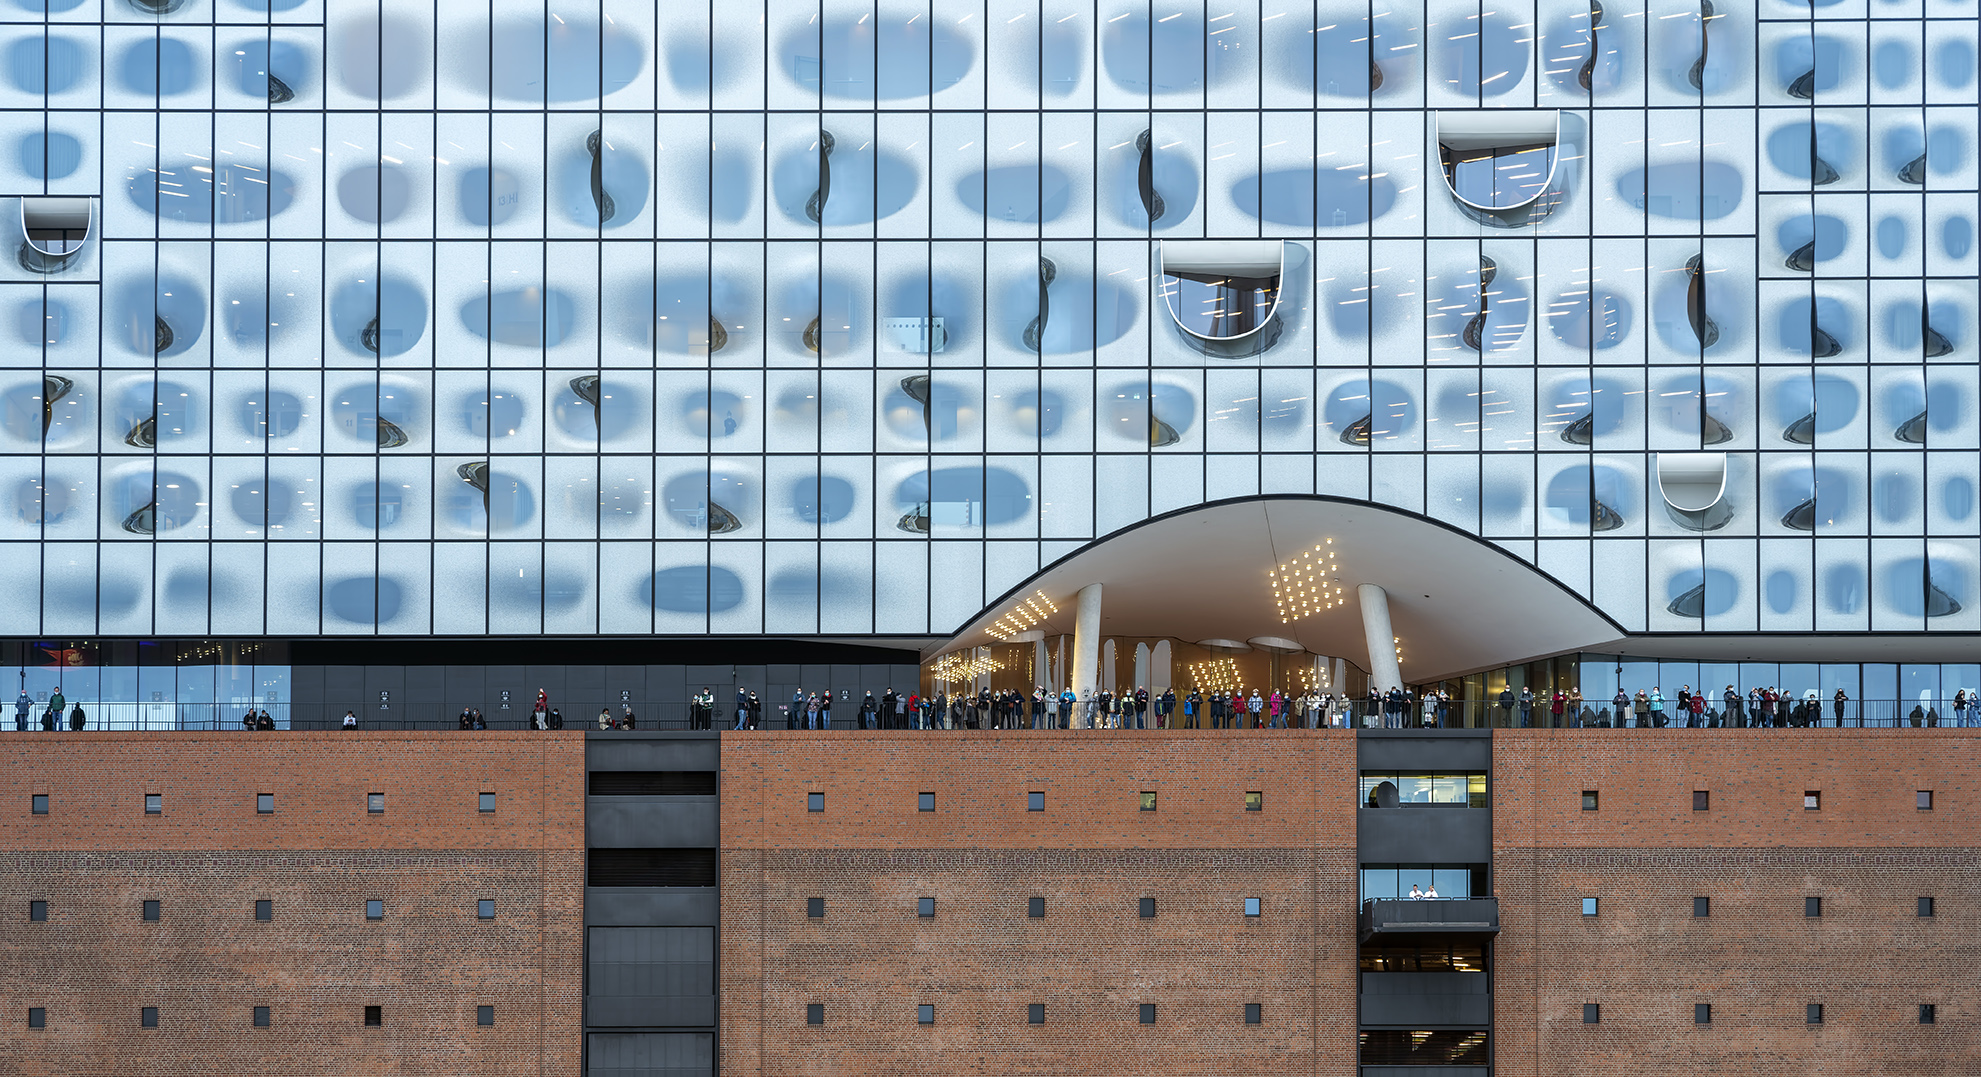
[1439,113,1560,212]
[1158,240,1285,357]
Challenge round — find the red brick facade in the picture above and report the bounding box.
[1,732,586,1077]
[719,730,1362,1077]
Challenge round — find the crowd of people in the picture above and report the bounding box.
[13,689,85,731]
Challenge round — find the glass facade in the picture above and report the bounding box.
[0,2,1975,643]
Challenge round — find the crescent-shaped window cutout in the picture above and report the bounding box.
[1437,111,1563,224]
[1657,451,1732,531]
[20,197,93,274]
[1158,239,1286,358]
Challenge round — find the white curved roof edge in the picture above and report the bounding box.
[1157,239,1286,344]
[21,196,93,254]
[1247,635,1305,653]
[1656,451,1729,513]
[1435,110,1562,213]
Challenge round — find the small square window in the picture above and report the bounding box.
[29,1007,46,1029]
[1582,897,1598,917]
[478,899,495,920]
[364,1006,382,1027]
[254,900,272,922]
[366,899,384,921]
[367,793,384,815]
[1581,790,1599,811]
[806,792,824,813]
[1916,790,1933,810]
[256,793,274,814]
[1693,896,1710,918]
[1027,897,1044,918]
[30,900,47,922]
[31,794,48,815]
[1139,897,1156,919]
[917,897,935,918]
[917,1004,934,1025]
[806,1003,824,1025]
[253,1006,270,1028]
[1027,791,1044,812]
[477,1005,494,1027]
[478,792,495,813]
[1805,896,1822,918]
[141,1006,158,1029]
[1244,791,1263,812]
[1920,1004,1936,1025]
[1807,1003,1824,1024]
[1695,1004,1712,1025]
[142,900,160,922]
[917,791,934,812]
[807,897,824,919]
[1244,897,1261,917]
[1244,1003,1262,1025]
[1139,1003,1157,1025]
[144,794,161,815]
[1918,897,1935,917]
[1028,1003,1045,1025]
[1583,1003,1601,1025]
[1692,790,1709,811]
[1803,790,1820,811]
[1139,791,1158,812]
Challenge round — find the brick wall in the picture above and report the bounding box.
[720,730,1361,1077]
[1492,731,1981,1077]
[0,732,585,1077]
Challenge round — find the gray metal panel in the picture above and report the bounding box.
[525,664,568,695]
[587,797,719,848]
[587,1031,713,1077]
[765,664,800,685]
[646,666,686,704]
[1357,730,1493,772]
[1357,807,1493,863]
[1361,1068,1488,1077]
[403,665,445,703]
[1359,972,1490,1027]
[586,887,720,926]
[587,995,717,1028]
[586,733,721,772]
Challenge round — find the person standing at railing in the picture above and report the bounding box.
[48,687,65,725]
[1836,688,1853,727]
[1953,689,1969,728]
[15,689,30,731]
[68,702,85,730]
[1568,687,1583,728]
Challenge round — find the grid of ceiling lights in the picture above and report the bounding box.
[930,650,1003,685]
[1270,540,1343,623]
[1188,657,1243,696]
[986,590,1060,641]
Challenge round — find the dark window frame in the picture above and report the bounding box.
[364,1006,383,1027]
[256,792,274,814]
[1918,896,1935,917]
[1692,790,1709,811]
[917,791,935,812]
[366,899,384,921]
[478,899,495,920]
[1028,1003,1045,1025]
[478,792,496,814]
[28,1007,46,1029]
[916,1004,934,1026]
[31,793,48,815]
[1244,1003,1262,1025]
[367,792,385,815]
[1581,896,1598,917]
[1244,791,1263,812]
[1581,790,1598,811]
[1695,1003,1712,1025]
[477,1005,494,1027]
[1805,896,1822,918]
[806,897,824,919]
[1244,897,1261,917]
[806,1003,824,1026]
[1139,1003,1157,1025]
[806,792,824,813]
[1027,896,1044,918]
[1139,897,1156,919]
[1139,791,1158,812]
[1026,791,1044,812]
[1803,790,1821,811]
[141,1006,158,1029]
[30,900,47,922]
[253,1006,270,1028]
[142,899,160,922]
[254,899,272,922]
[144,793,161,815]
[1916,790,1933,810]
[1920,1004,1936,1024]
[1807,1003,1824,1024]
[917,896,935,918]
[1583,1003,1600,1024]
[1693,896,1710,918]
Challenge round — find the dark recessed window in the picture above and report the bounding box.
[1583,1003,1601,1024]
[1916,790,1933,810]
[806,897,824,919]
[1581,790,1599,811]
[1028,897,1044,918]
[145,794,161,815]
[1245,1003,1262,1025]
[806,792,824,813]
[1139,898,1156,919]
[1139,791,1158,812]
[367,792,384,814]
[1244,791,1263,812]
[1028,1003,1045,1025]
[806,1003,824,1026]
[477,1005,494,1027]
[479,792,496,813]
[1139,1003,1157,1025]
[30,900,47,922]
[1693,897,1710,918]
[254,900,272,922]
[366,899,383,921]
[1805,896,1822,918]
[1807,1003,1824,1024]
[1582,897,1598,917]
[478,899,495,920]
[142,900,160,922]
[364,1006,382,1027]
[1920,1004,1936,1024]
[31,794,48,815]
[1803,790,1820,811]
[1695,1004,1712,1025]
[1692,790,1709,811]
[141,1007,158,1029]
[253,1006,270,1028]
[917,1004,934,1025]
[1244,897,1261,917]
[917,897,935,918]
[917,791,935,812]
[1027,791,1044,811]
[1918,897,1935,917]
[257,793,274,814]
[29,1007,46,1029]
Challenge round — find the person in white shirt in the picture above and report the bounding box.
[1423,885,1439,899]
[1407,884,1424,900]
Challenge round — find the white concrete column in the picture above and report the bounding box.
[1358,583,1403,691]
[1072,584,1103,718]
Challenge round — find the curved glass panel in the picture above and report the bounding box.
[1437,112,1562,224]
[1158,241,1284,358]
